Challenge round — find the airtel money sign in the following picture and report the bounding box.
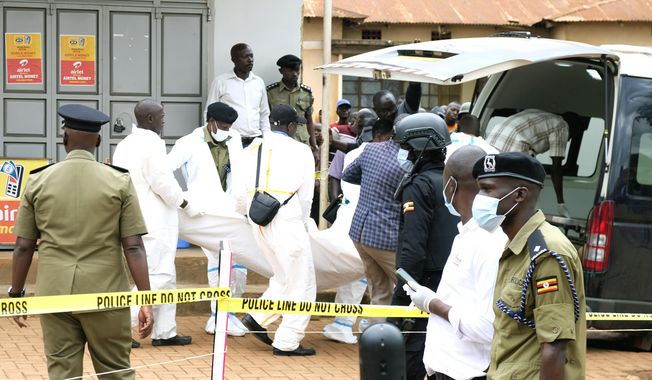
[60,35,96,86]
[4,33,43,84]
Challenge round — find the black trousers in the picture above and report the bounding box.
[241,136,258,148]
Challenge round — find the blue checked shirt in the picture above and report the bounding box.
[342,141,404,251]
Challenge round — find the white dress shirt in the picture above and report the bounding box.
[205,70,271,138]
[423,219,507,379]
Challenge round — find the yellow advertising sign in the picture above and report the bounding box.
[0,158,49,245]
[4,33,43,84]
[60,35,96,86]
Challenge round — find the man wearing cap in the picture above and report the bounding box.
[240,104,317,356]
[11,104,154,379]
[471,152,585,379]
[168,101,250,336]
[113,99,195,347]
[330,99,354,137]
[206,43,270,147]
[266,54,317,155]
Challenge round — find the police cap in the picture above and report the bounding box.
[57,104,110,133]
[472,152,546,186]
[271,104,307,125]
[206,102,238,124]
[276,54,302,69]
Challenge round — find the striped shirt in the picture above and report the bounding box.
[486,109,569,158]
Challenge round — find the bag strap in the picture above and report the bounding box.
[254,142,262,190]
[281,192,295,205]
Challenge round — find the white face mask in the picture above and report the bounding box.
[397,148,414,172]
[442,177,460,217]
[211,129,230,142]
[471,187,523,232]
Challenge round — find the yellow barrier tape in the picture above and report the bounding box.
[2,288,652,321]
[0,288,231,317]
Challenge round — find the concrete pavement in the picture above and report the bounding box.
[1,315,651,379]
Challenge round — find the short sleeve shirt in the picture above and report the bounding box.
[14,150,147,296]
[488,210,586,379]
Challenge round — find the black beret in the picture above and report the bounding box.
[206,102,238,124]
[276,54,302,68]
[472,152,546,186]
[271,104,307,125]
[58,104,110,133]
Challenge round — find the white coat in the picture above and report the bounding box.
[244,131,316,351]
[167,126,245,216]
[113,126,183,339]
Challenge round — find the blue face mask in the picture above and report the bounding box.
[397,148,414,172]
[472,187,523,232]
[443,177,460,217]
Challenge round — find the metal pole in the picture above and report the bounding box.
[319,0,332,229]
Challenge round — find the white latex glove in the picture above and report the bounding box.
[402,282,437,313]
[557,203,570,218]
[183,203,203,218]
[234,195,247,216]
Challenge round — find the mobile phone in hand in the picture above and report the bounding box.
[396,268,417,291]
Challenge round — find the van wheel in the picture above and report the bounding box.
[628,332,652,351]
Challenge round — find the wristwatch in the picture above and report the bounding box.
[8,287,25,298]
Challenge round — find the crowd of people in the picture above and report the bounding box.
[10,41,585,380]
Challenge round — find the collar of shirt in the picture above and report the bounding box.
[279,82,300,93]
[226,69,256,83]
[272,130,289,137]
[203,126,230,146]
[457,217,481,234]
[132,125,159,139]
[65,149,95,161]
[505,209,546,256]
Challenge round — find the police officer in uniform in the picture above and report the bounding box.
[470,152,586,379]
[11,104,154,379]
[266,54,318,159]
[390,113,459,380]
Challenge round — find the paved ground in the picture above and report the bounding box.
[1,314,652,379]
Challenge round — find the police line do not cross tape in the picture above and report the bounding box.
[0,287,649,321]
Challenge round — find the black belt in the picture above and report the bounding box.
[241,136,259,147]
[432,373,486,380]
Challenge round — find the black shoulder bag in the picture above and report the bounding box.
[248,142,294,226]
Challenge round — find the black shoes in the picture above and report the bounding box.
[152,335,192,346]
[131,339,141,349]
[273,345,316,356]
[242,313,273,346]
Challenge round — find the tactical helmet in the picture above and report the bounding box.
[393,113,451,152]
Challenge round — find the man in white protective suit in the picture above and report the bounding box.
[239,104,317,356]
[309,111,379,344]
[167,102,249,336]
[112,99,194,347]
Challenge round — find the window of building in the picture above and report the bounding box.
[361,29,381,40]
[431,30,451,40]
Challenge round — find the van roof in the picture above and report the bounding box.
[320,37,619,84]
[601,45,652,78]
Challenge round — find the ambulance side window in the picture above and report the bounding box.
[629,117,652,197]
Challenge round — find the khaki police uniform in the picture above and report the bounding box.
[267,81,314,146]
[14,149,147,380]
[488,210,586,379]
[203,126,230,191]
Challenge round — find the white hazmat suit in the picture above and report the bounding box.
[242,132,316,351]
[167,126,248,334]
[113,126,184,340]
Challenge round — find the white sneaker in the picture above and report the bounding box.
[358,319,370,333]
[227,313,247,337]
[323,321,358,344]
[204,313,248,337]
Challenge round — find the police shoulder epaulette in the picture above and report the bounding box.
[300,84,312,93]
[30,163,54,174]
[104,163,129,173]
[527,229,548,261]
[266,82,280,91]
